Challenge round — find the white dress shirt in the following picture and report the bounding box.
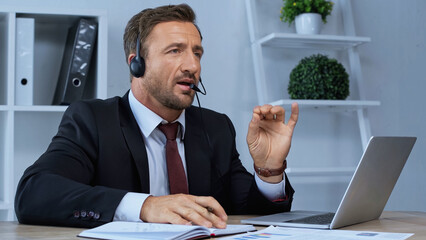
[113,90,285,221]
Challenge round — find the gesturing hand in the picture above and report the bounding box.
[140,194,228,229]
[246,103,299,183]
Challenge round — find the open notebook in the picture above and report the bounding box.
[78,221,255,240]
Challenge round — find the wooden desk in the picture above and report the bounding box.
[340,211,426,239]
[1,211,425,239]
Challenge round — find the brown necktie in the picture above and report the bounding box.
[158,122,189,194]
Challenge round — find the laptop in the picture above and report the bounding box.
[242,136,417,229]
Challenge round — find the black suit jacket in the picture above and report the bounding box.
[15,92,294,227]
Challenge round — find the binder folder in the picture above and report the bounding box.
[15,18,35,105]
[53,18,97,105]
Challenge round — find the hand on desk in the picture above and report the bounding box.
[140,194,228,229]
[247,103,299,183]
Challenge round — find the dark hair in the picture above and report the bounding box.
[123,4,202,63]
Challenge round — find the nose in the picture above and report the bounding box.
[180,51,200,75]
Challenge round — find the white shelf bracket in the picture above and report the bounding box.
[341,0,373,147]
[245,0,268,105]
[357,108,371,150]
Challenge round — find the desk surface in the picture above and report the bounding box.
[1,211,425,239]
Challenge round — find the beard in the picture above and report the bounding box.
[144,74,195,110]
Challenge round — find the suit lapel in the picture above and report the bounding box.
[119,92,150,193]
[184,107,212,196]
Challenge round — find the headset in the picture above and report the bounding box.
[129,34,146,78]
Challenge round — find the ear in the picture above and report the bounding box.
[128,53,136,65]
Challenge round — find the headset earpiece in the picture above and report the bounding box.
[129,34,145,78]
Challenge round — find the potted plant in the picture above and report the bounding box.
[287,54,349,100]
[280,0,334,34]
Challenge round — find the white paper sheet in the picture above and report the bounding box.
[221,226,414,240]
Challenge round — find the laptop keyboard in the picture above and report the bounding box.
[285,212,335,225]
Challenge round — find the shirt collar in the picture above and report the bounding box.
[128,89,186,139]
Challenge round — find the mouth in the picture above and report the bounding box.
[177,78,195,91]
[177,82,191,86]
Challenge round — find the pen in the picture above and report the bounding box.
[206,207,214,213]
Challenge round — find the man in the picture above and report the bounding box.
[15,4,299,229]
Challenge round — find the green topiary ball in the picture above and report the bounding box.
[288,54,350,100]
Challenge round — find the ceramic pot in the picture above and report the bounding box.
[295,13,322,34]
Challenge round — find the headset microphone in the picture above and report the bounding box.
[190,84,202,93]
[191,76,212,154]
[190,77,207,95]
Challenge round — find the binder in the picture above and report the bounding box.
[15,17,35,105]
[53,18,97,105]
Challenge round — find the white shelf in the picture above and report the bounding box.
[0,105,68,112]
[1,6,106,17]
[13,105,68,112]
[0,106,10,111]
[269,99,380,111]
[0,201,11,210]
[286,167,355,177]
[257,32,371,50]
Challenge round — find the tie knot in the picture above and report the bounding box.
[158,122,179,141]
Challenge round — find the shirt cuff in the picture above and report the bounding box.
[113,192,151,222]
[254,173,286,201]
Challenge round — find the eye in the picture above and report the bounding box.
[169,48,180,54]
[194,52,203,59]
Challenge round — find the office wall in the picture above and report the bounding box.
[2,0,424,212]
[352,0,426,211]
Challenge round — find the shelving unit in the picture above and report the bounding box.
[0,7,107,221]
[245,0,380,211]
[245,0,379,150]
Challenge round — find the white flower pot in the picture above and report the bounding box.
[295,13,322,35]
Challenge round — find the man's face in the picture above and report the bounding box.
[140,21,203,110]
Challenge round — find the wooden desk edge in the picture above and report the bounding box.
[0,211,425,239]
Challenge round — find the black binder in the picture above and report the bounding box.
[53,18,97,105]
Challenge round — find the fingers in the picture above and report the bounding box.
[167,211,194,226]
[252,105,284,121]
[247,111,260,145]
[195,196,228,223]
[287,102,299,130]
[140,194,227,229]
[252,104,299,124]
[176,198,227,229]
